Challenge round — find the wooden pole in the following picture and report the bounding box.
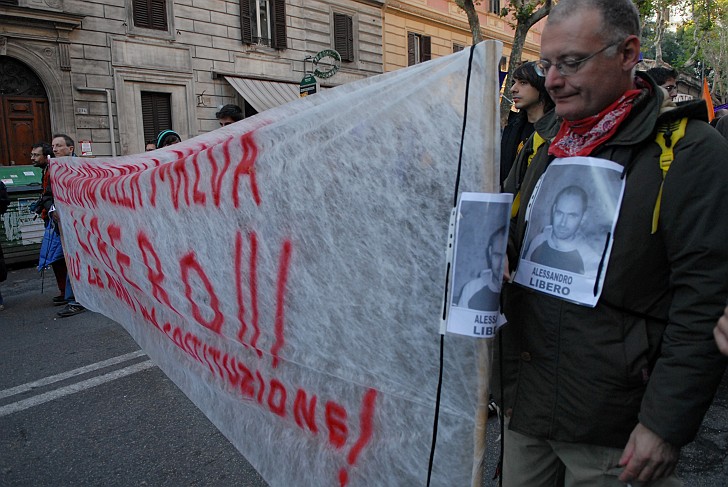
[471,39,504,487]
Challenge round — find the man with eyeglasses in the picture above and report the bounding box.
[498,0,728,486]
[50,134,86,318]
[646,66,679,101]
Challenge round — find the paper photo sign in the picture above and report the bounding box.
[447,192,512,337]
[513,157,626,307]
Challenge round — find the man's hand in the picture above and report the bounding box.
[50,210,62,235]
[714,305,728,356]
[618,423,678,483]
[503,255,511,282]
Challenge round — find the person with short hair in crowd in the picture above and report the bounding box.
[215,104,244,126]
[32,141,68,305]
[144,140,156,152]
[501,61,554,185]
[0,179,9,310]
[498,0,728,485]
[156,130,181,148]
[646,66,679,101]
[713,109,728,140]
[51,133,86,318]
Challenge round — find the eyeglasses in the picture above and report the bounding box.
[535,41,620,77]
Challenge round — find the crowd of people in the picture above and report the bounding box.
[0,104,244,315]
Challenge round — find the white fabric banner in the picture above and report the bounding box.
[52,41,502,486]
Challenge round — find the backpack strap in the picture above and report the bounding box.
[652,117,688,234]
[510,132,546,218]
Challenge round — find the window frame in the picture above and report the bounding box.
[332,12,355,63]
[140,91,172,146]
[407,32,431,66]
[126,0,175,40]
[240,0,287,49]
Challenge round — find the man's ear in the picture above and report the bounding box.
[621,35,641,71]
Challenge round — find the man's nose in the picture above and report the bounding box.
[544,67,563,90]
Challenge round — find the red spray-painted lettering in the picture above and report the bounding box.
[53,133,260,211]
[180,251,224,334]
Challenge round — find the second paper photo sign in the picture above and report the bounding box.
[447,192,512,338]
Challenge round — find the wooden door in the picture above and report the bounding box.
[0,56,52,166]
[0,97,51,166]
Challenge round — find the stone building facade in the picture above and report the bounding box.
[1,0,542,164]
[382,0,542,72]
[0,0,384,162]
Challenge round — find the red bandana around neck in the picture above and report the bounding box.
[549,89,642,158]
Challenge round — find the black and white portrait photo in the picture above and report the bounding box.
[514,157,625,307]
[447,192,512,338]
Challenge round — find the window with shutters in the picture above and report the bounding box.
[489,0,501,14]
[453,43,465,53]
[240,0,287,49]
[332,13,354,63]
[141,91,172,146]
[407,33,431,66]
[133,0,168,30]
[126,0,174,38]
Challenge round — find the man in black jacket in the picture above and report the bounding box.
[500,61,554,186]
[498,0,728,485]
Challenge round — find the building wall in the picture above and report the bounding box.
[382,0,542,72]
[0,0,383,157]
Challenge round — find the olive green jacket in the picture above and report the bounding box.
[497,73,728,448]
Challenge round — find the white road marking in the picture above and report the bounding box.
[0,360,155,417]
[0,350,147,400]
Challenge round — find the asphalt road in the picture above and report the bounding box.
[1,264,726,486]
[1,265,268,487]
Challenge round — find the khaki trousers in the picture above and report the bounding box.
[502,425,682,487]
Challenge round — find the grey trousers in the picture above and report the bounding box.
[502,424,682,487]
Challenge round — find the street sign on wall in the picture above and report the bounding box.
[299,74,317,97]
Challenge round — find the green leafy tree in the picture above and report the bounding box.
[697,1,728,102]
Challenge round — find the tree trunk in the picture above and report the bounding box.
[460,0,483,43]
[500,22,531,125]
[654,7,667,64]
[497,1,551,125]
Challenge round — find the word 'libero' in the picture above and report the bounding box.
[529,266,572,296]
[53,134,260,211]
